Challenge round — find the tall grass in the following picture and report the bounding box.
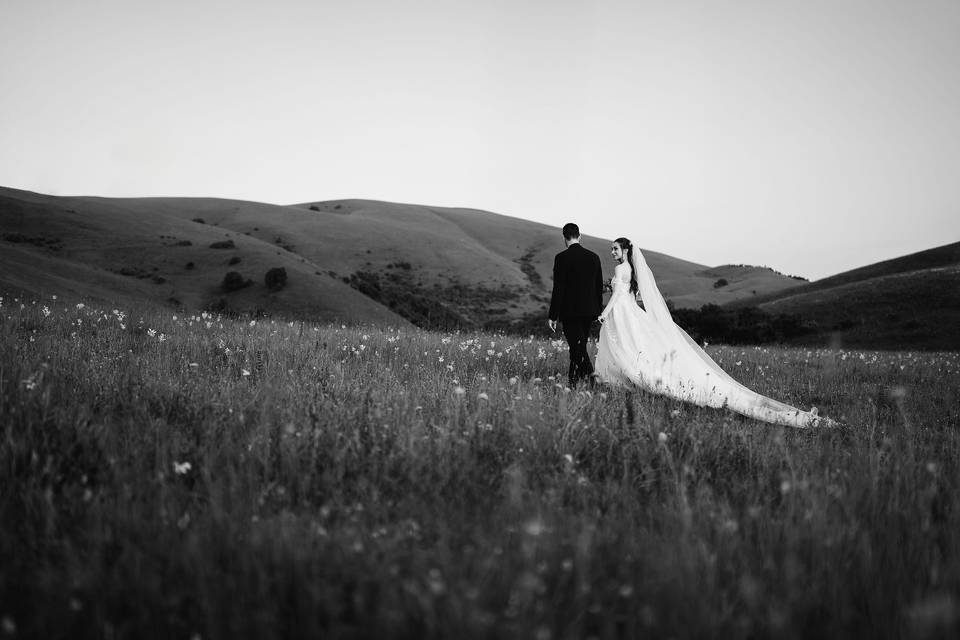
[2,295,959,639]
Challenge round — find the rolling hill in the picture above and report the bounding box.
[726,241,960,350]
[0,186,806,330]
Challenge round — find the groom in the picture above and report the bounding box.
[548,223,604,388]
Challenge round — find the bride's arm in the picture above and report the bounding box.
[599,281,624,322]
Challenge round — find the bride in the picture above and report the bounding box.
[595,237,836,428]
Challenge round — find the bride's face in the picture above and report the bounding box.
[610,243,624,263]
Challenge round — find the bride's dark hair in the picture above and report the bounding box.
[614,237,638,294]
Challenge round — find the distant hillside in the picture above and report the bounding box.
[0,186,805,330]
[730,241,960,308]
[724,241,960,350]
[667,264,809,308]
[0,188,407,326]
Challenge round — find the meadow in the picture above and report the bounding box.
[2,295,959,639]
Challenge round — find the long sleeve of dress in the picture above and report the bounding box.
[599,280,626,321]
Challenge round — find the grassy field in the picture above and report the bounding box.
[2,295,959,639]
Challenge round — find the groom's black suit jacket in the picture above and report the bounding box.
[548,243,604,321]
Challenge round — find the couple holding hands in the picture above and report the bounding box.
[547,223,833,429]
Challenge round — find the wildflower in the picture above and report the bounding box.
[173,461,192,475]
[427,569,446,596]
[453,386,466,396]
[42,306,51,317]
[76,303,85,310]
[478,392,489,400]
[249,320,256,327]
[509,377,518,385]
[147,328,157,337]
[524,519,546,536]
[242,369,251,376]
[158,334,166,342]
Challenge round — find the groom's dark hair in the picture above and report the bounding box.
[562,223,580,240]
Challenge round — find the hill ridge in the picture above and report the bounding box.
[0,186,830,331]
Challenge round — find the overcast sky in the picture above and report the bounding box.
[2,0,958,279]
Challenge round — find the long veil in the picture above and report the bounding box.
[629,245,834,429]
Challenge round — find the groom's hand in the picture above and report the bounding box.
[548,319,557,333]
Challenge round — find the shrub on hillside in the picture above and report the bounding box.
[228,256,241,265]
[221,271,252,292]
[210,240,235,249]
[714,278,728,288]
[265,267,288,291]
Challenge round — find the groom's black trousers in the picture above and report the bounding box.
[561,315,595,387]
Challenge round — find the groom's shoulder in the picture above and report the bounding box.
[580,245,601,260]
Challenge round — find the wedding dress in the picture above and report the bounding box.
[595,246,835,428]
